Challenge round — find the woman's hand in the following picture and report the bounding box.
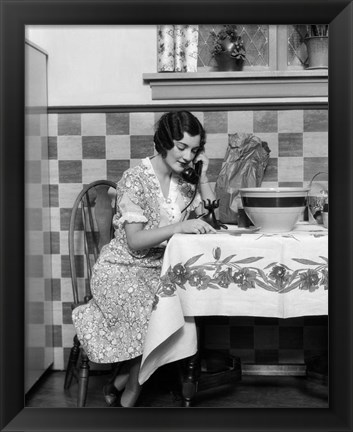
[194,151,209,181]
[177,218,217,234]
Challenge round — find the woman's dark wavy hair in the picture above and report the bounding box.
[154,111,206,158]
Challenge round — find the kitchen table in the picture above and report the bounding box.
[139,222,328,399]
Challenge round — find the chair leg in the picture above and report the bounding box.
[64,335,81,390]
[77,350,90,407]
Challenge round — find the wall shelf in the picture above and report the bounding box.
[143,70,328,105]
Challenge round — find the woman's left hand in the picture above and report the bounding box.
[194,151,209,180]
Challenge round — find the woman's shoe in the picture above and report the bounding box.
[103,382,123,407]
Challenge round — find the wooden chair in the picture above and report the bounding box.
[63,180,117,407]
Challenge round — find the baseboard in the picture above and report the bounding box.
[242,364,307,376]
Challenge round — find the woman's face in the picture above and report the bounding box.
[165,132,201,174]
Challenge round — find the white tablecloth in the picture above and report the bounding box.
[139,222,328,384]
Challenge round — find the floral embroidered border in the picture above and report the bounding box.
[153,247,328,308]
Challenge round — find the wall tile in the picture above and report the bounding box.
[82,136,106,159]
[59,208,72,231]
[61,278,74,302]
[58,160,82,183]
[62,324,76,346]
[58,113,81,136]
[130,112,155,135]
[278,133,303,157]
[58,183,83,208]
[44,231,60,254]
[61,254,84,278]
[229,316,255,326]
[204,134,228,158]
[49,207,60,232]
[230,348,255,363]
[82,159,107,184]
[106,135,131,159]
[262,158,278,182]
[304,316,328,325]
[107,160,130,182]
[303,157,328,181]
[207,158,223,182]
[254,111,278,133]
[26,208,43,231]
[82,113,106,136]
[48,137,58,159]
[254,317,279,325]
[26,160,42,184]
[279,327,303,349]
[27,136,42,161]
[62,302,73,324]
[130,135,154,158]
[190,111,204,126]
[278,349,304,364]
[48,113,58,136]
[49,184,59,207]
[28,302,44,324]
[48,160,59,184]
[278,110,303,132]
[254,349,279,364]
[59,232,69,255]
[230,326,254,349]
[278,157,303,182]
[45,325,53,348]
[228,111,253,133]
[303,132,328,157]
[205,325,230,348]
[303,326,328,349]
[53,325,63,347]
[304,110,328,132]
[204,111,228,133]
[106,113,129,135]
[254,326,279,349]
[130,159,142,168]
[50,255,62,279]
[57,136,82,160]
[45,278,61,301]
[252,132,278,158]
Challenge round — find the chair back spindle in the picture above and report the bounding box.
[68,180,117,308]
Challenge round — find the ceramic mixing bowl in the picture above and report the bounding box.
[239,187,310,232]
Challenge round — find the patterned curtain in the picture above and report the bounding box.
[157,25,199,72]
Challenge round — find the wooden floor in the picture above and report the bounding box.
[25,366,328,408]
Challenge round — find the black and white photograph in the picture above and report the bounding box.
[24,23,330,409]
[1,1,352,432]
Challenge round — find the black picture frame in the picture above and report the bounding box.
[1,1,352,431]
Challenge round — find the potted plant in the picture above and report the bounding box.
[210,25,246,71]
[304,24,328,69]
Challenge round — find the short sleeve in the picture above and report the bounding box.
[113,170,149,228]
[116,193,148,226]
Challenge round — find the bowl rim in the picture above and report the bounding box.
[239,187,310,193]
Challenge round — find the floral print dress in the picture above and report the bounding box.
[72,157,201,363]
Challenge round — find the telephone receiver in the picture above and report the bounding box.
[181,160,203,185]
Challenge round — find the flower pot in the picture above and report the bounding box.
[304,36,328,69]
[215,52,244,72]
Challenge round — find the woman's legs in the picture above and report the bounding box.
[113,361,130,391]
[120,356,142,407]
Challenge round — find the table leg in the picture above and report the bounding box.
[181,352,201,407]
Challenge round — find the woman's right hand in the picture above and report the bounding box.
[176,219,217,235]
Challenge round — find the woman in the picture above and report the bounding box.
[72,111,216,407]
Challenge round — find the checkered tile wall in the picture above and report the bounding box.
[46,109,328,370]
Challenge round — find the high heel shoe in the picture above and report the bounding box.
[103,382,123,407]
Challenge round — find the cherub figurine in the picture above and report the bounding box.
[199,199,228,230]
